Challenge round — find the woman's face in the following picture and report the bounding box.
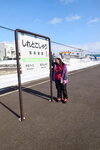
[55,59,60,64]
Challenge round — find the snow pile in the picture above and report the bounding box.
[66,58,100,72]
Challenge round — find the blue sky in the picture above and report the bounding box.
[0,0,100,51]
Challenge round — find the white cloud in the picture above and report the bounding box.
[48,15,81,24]
[65,15,81,22]
[49,18,62,24]
[87,18,100,24]
[76,42,100,53]
[60,0,76,4]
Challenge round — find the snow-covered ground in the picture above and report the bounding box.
[0,60,16,65]
[0,72,49,89]
[0,58,100,89]
[63,58,100,72]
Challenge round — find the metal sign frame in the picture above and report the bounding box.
[15,29,53,121]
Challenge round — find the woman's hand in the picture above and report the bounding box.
[63,80,66,85]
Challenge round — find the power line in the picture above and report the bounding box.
[0,26,14,32]
[51,41,92,53]
[52,41,81,50]
[0,25,95,54]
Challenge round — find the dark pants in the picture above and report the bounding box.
[55,80,68,99]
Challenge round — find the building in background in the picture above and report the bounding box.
[0,42,16,60]
[59,49,86,59]
[51,42,86,60]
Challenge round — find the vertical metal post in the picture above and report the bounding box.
[49,39,53,102]
[5,48,7,59]
[15,30,24,121]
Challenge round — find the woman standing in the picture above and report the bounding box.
[52,58,68,103]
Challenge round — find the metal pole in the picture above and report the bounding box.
[5,48,7,59]
[15,30,24,121]
[49,39,53,102]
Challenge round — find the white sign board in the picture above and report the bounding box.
[19,33,50,74]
